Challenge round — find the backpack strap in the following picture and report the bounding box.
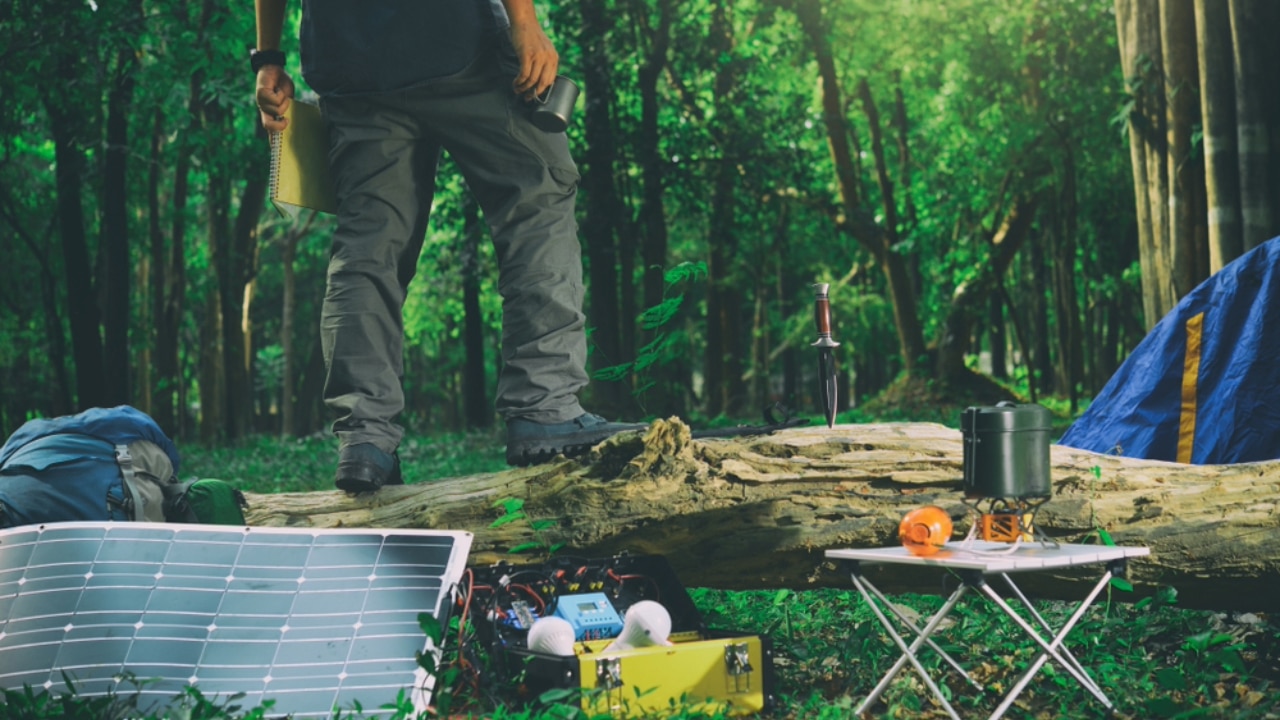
[114,444,142,521]
[161,479,200,523]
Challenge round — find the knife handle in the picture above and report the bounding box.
[812,283,839,347]
[814,293,832,337]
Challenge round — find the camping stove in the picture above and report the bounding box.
[961,402,1052,542]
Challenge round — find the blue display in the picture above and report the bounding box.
[552,592,624,640]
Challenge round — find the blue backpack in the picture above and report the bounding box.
[0,406,182,528]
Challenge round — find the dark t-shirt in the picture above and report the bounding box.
[300,0,508,96]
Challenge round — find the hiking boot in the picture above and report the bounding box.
[335,443,403,493]
[506,413,647,466]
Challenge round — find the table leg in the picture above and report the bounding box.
[851,572,968,720]
[978,571,1116,720]
[861,575,982,689]
[999,573,1103,697]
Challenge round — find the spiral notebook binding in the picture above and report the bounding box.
[268,129,284,205]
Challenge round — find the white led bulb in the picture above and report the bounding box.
[603,600,674,652]
[527,616,576,656]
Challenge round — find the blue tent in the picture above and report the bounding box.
[1058,236,1280,464]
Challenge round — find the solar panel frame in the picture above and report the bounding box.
[0,522,473,717]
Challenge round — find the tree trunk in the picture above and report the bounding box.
[704,0,747,417]
[934,196,1038,384]
[153,97,192,439]
[749,272,768,412]
[47,108,105,409]
[580,0,625,417]
[794,0,859,213]
[295,335,327,436]
[987,294,1007,380]
[617,203,638,387]
[1195,0,1243,272]
[998,280,1036,402]
[203,159,232,442]
[1116,0,1157,330]
[196,101,230,442]
[1161,0,1206,299]
[198,293,224,444]
[635,0,682,419]
[270,215,318,436]
[637,0,672,316]
[776,213,803,408]
[891,82,917,232]
[1116,0,1175,329]
[461,197,490,430]
[145,111,165,421]
[856,80,928,374]
[102,45,138,407]
[1051,153,1082,412]
[281,228,299,437]
[1028,238,1053,398]
[244,419,1280,612]
[1229,0,1277,250]
[229,160,268,438]
[857,80,901,260]
[157,0,213,440]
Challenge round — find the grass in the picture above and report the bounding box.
[693,586,1279,719]
[179,427,510,493]
[13,413,1277,719]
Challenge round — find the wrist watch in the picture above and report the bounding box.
[250,48,286,73]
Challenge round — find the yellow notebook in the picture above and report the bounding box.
[269,99,338,217]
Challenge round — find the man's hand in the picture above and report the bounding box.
[508,17,558,101]
[256,65,296,132]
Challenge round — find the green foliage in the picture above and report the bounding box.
[593,261,707,397]
[690,585,1278,719]
[0,674,278,720]
[491,497,566,556]
[0,0,1145,435]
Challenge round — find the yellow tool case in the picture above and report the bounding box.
[463,553,776,717]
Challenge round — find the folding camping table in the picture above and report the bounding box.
[826,541,1150,720]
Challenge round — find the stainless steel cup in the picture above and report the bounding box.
[531,76,580,133]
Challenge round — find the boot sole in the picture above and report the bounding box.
[506,426,646,467]
[506,439,600,467]
[335,456,403,493]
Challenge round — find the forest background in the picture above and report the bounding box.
[2,0,1279,448]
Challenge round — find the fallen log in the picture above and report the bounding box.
[243,418,1280,611]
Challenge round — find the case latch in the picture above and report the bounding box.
[725,642,753,675]
[724,641,754,693]
[595,657,623,690]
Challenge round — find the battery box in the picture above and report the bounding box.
[463,553,776,717]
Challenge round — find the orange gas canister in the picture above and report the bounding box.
[898,506,953,556]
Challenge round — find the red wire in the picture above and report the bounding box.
[508,583,547,612]
[457,568,474,650]
[606,569,662,600]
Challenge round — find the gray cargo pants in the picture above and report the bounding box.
[319,45,588,454]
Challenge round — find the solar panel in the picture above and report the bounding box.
[0,522,472,717]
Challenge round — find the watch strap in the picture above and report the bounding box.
[250,48,287,73]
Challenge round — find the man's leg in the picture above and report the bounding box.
[422,54,588,423]
[424,52,644,464]
[320,94,438,490]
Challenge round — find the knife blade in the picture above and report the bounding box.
[811,283,841,428]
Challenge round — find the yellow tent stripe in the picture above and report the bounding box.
[1177,312,1205,463]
